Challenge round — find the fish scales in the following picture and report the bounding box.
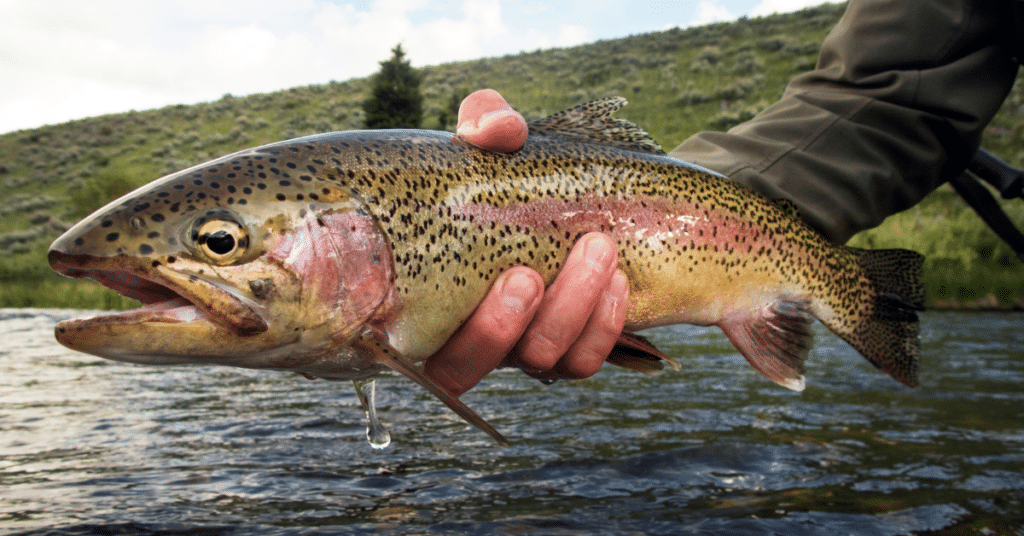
[328,133,863,360]
[48,98,924,443]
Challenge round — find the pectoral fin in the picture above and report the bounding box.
[355,334,510,446]
[719,297,813,391]
[606,331,681,375]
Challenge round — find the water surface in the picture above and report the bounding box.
[1,309,1022,534]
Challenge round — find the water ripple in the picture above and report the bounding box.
[1,310,1022,535]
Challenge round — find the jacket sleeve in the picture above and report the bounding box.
[669,0,1020,243]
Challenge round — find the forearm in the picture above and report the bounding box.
[670,0,1019,243]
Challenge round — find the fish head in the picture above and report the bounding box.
[48,143,396,380]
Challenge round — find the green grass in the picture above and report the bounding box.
[1,2,1021,309]
[847,185,1024,308]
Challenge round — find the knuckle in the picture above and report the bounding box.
[517,330,567,372]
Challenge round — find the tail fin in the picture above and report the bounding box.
[841,248,925,388]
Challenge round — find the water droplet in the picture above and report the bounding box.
[354,379,391,449]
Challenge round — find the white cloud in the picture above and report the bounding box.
[751,0,838,16]
[553,24,590,48]
[0,0,507,133]
[689,1,734,27]
[0,0,668,134]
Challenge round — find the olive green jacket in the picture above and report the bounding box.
[670,0,1022,243]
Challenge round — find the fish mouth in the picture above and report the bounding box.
[48,250,270,343]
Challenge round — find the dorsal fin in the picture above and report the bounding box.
[527,97,665,154]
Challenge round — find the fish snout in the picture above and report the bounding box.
[47,247,90,279]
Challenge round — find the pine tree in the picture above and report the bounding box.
[438,87,470,131]
[362,44,424,129]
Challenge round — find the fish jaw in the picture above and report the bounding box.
[49,249,274,364]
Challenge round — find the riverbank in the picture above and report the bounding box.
[930,296,1024,311]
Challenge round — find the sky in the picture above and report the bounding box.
[0,0,838,135]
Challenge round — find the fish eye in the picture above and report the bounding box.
[195,219,248,264]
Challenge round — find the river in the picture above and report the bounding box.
[1,309,1021,535]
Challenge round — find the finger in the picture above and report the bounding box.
[554,269,630,379]
[423,266,543,397]
[513,232,618,374]
[456,89,528,153]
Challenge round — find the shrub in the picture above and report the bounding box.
[68,170,137,219]
[677,87,711,106]
[732,51,765,74]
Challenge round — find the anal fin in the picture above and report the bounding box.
[718,297,813,391]
[355,333,510,446]
[606,331,681,375]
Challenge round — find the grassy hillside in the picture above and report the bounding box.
[1,2,1022,309]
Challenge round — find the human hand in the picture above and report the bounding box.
[423,89,632,397]
[424,232,628,397]
[423,89,630,396]
[454,88,528,153]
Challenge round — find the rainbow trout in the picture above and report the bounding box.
[49,98,924,444]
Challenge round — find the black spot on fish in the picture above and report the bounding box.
[101,220,113,228]
[257,183,266,190]
[74,237,84,246]
[210,182,220,189]
[276,193,286,201]
[147,232,160,239]
[151,213,165,223]
[167,256,176,263]
[169,203,180,213]
[243,187,252,194]
[228,185,237,193]
[287,162,297,169]
[194,179,203,186]
[106,232,119,242]
[279,180,291,187]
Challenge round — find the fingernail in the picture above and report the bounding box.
[456,119,478,138]
[502,271,539,313]
[585,235,613,267]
